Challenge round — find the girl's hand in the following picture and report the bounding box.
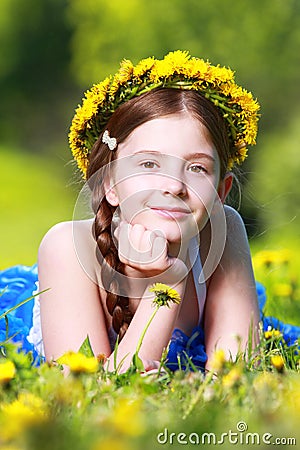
[115,221,188,281]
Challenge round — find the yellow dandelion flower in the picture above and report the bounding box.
[210,349,226,372]
[273,283,293,298]
[283,379,300,418]
[271,355,285,372]
[150,50,191,80]
[118,59,134,82]
[186,57,210,78]
[109,59,134,96]
[133,57,155,79]
[264,329,281,340]
[1,393,47,440]
[252,371,279,393]
[87,78,111,103]
[237,146,248,160]
[109,78,121,96]
[58,352,99,374]
[222,367,242,388]
[109,398,145,436]
[253,249,291,269]
[206,65,234,85]
[227,157,234,171]
[149,283,181,307]
[0,360,16,384]
[149,59,172,82]
[92,438,131,450]
[164,50,190,67]
[244,120,258,145]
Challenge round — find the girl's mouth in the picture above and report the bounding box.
[150,206,190,220]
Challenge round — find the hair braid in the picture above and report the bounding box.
[93,196,132,340]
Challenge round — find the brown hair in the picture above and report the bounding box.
[86,88,231,339]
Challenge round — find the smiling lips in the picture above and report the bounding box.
[150,206,190,219]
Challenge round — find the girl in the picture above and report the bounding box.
[1,51,263,372]
[37,51,260,372]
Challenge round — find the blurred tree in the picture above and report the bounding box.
[0,0,75,151]
[1,0,299,151]
[246,111,300,241]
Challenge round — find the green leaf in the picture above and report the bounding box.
[79,335,94,357]
[113,335,119,372]
[131,352,145,372]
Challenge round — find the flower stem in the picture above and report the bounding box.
[135,305,160,356]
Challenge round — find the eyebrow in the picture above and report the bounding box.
[133,150,216,163]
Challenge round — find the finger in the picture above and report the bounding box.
[118,222,132,263]
[151,234,168,261]
[128,223,147,252]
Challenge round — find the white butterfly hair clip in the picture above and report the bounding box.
[102,130,117,151]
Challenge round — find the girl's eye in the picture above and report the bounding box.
[188,164,207,174]
[141,161,158,169]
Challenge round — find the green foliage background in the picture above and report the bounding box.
[1,0,299,268]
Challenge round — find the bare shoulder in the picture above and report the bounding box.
[39,221,73,253]
[223,205,249,249]
[38,219,98,277]
[224,205,247,233]
[200,206,248,259]
[219,205,252,271]
[39,220,92,253]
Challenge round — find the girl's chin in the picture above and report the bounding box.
[136,223,197,245]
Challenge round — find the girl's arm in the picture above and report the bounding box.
[38,221,112,360]
[105,283,183,371]
[203,206,260,370]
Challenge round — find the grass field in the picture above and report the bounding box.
[1,254,300,449]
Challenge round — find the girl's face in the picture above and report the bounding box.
[105,114,226,248]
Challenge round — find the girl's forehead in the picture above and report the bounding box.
[117,114,215,158]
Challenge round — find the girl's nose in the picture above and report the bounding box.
[162,175,187,197]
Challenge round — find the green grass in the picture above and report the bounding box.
[250,236,300,327]
[0,318,299,449]
[0,146,79,269]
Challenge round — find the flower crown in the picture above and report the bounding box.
[69,50,260,178]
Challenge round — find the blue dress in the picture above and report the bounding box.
[1,262,299,370]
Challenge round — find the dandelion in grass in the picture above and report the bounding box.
[110,398,145,436]
[222,367,242,388]
[93,437,131,450]
[273,283,293,298]
[264,328,282,340]
[58,351,99,374]
[271,354,285,373]
[0,360,16,385]
[210,349,226,372]
[0,393,47,440]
